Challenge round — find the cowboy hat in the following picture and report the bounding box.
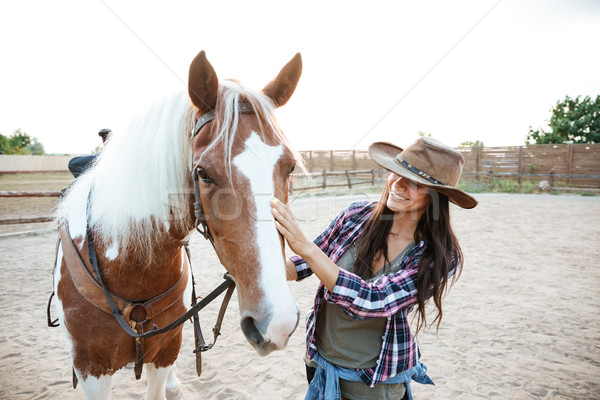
[368,137,478,209]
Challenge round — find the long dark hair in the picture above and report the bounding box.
[352,179,463,334]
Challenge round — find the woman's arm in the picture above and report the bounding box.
[273,198,425,318]
[272,198,339,291]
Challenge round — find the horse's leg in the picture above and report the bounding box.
[145,363,180,400]
[75,370,112,400]
[165,366,182,400]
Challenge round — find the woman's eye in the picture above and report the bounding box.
[196,167,213,183]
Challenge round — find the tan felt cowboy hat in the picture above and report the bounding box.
[368,137,478,209]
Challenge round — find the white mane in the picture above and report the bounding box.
[56,91,195,251]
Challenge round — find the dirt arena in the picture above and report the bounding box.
[0,193,599,399]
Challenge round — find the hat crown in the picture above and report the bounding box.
[399,137,464,186]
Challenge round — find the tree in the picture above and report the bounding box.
[526,95,600,144]
[0,134,9,154]
[459,140,484,147]
[26,138,45,155]
[0,129,45,155]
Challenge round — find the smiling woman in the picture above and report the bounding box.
[272,136,478,400]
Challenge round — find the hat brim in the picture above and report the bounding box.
[368,142,478,209]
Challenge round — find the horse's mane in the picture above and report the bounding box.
[56,91,195,254]
[56,81,301,259]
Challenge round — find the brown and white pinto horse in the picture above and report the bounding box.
[54,51,302,399]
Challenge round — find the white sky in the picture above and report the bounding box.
[1,0,599,154]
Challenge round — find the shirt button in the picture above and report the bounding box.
[382,336,385,340]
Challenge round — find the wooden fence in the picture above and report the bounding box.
[298,143,600,188]
[290,169,376,194]
[0,191,60,226]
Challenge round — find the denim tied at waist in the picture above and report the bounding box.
[305,352,434,400]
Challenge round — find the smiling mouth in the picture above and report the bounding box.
[390,191,409,201]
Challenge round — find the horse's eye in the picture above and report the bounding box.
[196,167,213,183]
[289,164,296,176]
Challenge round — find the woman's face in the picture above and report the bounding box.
[386,173,432,218]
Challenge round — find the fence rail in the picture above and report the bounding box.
[0,216,54,226]
[0,190,59,226]
[0,190,61,198]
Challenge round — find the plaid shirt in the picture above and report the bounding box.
[290,201,451,388]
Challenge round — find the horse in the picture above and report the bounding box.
[53,50,303,399]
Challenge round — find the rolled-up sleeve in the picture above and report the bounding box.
[326,267,420,319]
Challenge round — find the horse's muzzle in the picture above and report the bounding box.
[240,309,299,356]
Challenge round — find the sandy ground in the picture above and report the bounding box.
[0,193,599,399]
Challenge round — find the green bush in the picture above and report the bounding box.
[458,179,542,194]
[457,181,489,193]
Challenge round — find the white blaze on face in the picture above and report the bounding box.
[233,132,298,345]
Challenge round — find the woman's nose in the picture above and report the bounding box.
[392,175,408,188]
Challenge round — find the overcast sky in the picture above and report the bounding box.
[1,0,599,154]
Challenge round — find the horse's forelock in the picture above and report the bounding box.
[198,80,305,185]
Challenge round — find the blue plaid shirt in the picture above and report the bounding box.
[291,201,455,388]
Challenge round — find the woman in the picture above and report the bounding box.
[271,137,478,400]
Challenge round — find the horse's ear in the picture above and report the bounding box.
[188,50,219,114]
[262,53,302,108]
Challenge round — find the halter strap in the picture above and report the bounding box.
[193,111,215,137]
[192,102,255,138]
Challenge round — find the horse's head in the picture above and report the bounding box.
[188,51,302,356]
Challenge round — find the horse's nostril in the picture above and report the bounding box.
[241,316,264,347]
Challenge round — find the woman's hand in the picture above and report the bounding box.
[272,198,340,291]
[271,198,313,258]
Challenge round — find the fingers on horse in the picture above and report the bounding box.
[272,198,293,220]
[274,220,288,236]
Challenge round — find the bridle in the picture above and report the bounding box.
[190,103,255,245]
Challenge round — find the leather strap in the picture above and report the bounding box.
[59,225,188,325]
[59,224,235,340]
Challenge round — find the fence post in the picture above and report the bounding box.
[549,171,554,188]
[289,178,293,195]
[518,146,523,186]
[475,146,481,181]
[345,169,352,189]
[352,150,356,170]
[371,169,375,185]
[567,144,573,186]
[329,150,334,171]
[309,150,313,173]
[322,169,327,191]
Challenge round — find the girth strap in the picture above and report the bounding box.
[134,323,145,380]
